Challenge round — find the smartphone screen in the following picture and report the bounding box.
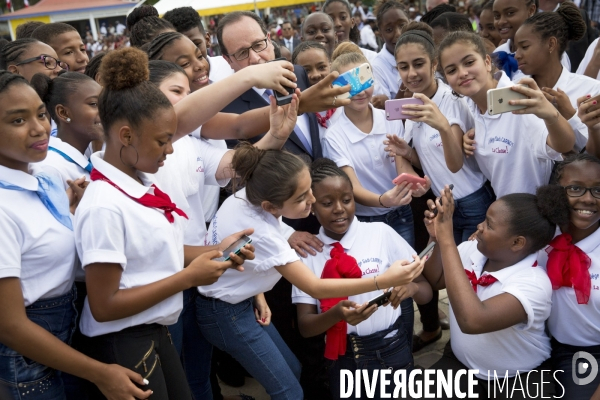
[216,236,252,262]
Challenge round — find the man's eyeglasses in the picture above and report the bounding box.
[563,185,600,199]
[226,37,269,61]
[15,55,69,71]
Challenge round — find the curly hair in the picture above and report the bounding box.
[163,6,206,34]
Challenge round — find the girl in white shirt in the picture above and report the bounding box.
[293,158,432,399]
[538,154,600,399]
[390,25,492,243]
[74,47,255,400]
[439,31,575,198]
[0,71,151,400]
[513,2,600,152]
[299,12,338,59]
[198,144,426,399]
[423,184,570,397]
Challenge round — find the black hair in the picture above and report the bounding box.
[217,11,267,56]
[163,6,206,35]
[551,153,600,185]
[0,38,41,70]
[84,51,105,81]
[481,0,494,12]
[126,5,175,48]
[438,31,487,69]
[231,142,307,208]
[272,40,282,59]
[521,1,586,58]
[323,0,361,44]
[144,31,185,61]
[16,21,45,39]
[430,12,473,33]
[0,70,31,95]
[292,41,330,64]
[374,0,407,28]
[500,187,570,252]
[421,3,456,25]
[148,60,187,87]
[30,71,95,122]
[282,20,293,27]
[311,158,352,188]
[98,47,172,133]
[31,23,78,45]
[395,22,436,61]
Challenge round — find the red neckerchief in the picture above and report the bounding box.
[316,109,336,129]
[90,168,188,223]
[546,233,591,304]
[465,269,498,293]
[319,242,363,360]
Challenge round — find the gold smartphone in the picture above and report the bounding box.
[487,85,528,115]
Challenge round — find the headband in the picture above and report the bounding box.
[397,30,435,48]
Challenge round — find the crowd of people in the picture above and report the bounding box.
[0,0,600,399]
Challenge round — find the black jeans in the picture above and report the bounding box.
[80,324,192,400]
[552,338,600,400]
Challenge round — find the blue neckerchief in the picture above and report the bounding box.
[49,146,92,173]
[493,51,519,80]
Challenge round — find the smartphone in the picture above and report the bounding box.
[432,184,454,216]
[385,98,425,120]
[367,291,391,308]
[487,85,528,115]
[332,63,374,100]
[392,173,427,190]
[418,241,436,261]
[266,57,294,106]
[215,235,253,262]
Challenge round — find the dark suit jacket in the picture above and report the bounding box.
[280,37,301,53]
[221,64,322,233]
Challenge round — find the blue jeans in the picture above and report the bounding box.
[453,184,495,244]
[552,338,600,400]
[195,294,302,400]
[0,289,76,400]
[328,315,413,400]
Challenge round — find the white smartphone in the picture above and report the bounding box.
[487,85,528,115]
[332,63,374,100]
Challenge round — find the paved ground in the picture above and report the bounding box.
[220,290,451,399]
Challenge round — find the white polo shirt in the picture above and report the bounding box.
[576,38,600,80]
[361,47,378,64]
[372,47,401,99]
[552,67,600,152]
[470,71,562,198]
[316,108,343,147]
[154,132,229,246]
[406,80,484,198]
[75,152,186,337]
[292,218,414,336]
[40,136,91,190]
[0,164,76,307]
[451,240,552,379]
[323,105,405,216]
[201,138,228,223]
[199,188,299,304]
[538,228,600,347]
[494,40,571,82]
[208,55,234,82]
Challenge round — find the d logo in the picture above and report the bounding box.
[572,351,598,386]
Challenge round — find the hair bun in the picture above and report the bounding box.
[231,142,267,188]
[557,1,586,42]
[100,47,149,91]
[535,185,570,227]
[30,72,53,103]
[127,5,159,30]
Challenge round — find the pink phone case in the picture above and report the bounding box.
[385,98,425,121]
[392,173,426,190]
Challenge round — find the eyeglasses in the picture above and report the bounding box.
[15,55,69,71]
[563,185,600,199]
[226,37,269,61]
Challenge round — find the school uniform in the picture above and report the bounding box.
[40,137,92,189]
[538,228,600,399]
[196,188,303,399]
[494,40,571,82]
[74,152,191,400]
[361,47,378,64]
[469,71,563,198]
[324,104,415,246]
[576,37,600,80]
[292,218,415,399]
[0,164,77,399]
[316,108,342,147]
[372,47,401,99]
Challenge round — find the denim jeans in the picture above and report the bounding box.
[0,288,76,400]
[453,184,495,244]
[195,294,303,400]
[328,315,413,400]
[552,338,600,400]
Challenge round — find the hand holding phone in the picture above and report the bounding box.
[367,291,392,308]
[215,235,253,262]
[385,98,425,120]
[487,85,528,115]
[267,57,294,106]
[392,173,427,191]
[332,63,374,99]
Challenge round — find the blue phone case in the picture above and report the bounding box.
[332,65,374,98]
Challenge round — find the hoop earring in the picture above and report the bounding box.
[119,145,139,167]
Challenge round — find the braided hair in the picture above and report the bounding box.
[292,41,330,64]
[0,69,30,94]
[127,5,175,48]
[551,153,600,185]
[311,158,352,188]
[0,38,40,69]
[143,32,185,61]
[84,51,105,81]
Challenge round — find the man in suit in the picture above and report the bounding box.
[280,20,301,53]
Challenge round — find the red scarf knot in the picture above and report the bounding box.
[90,169,188,223]
[319,242,363,360]
[546,233,591,304]
[465,269,498,293]
[316,109,336,129]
